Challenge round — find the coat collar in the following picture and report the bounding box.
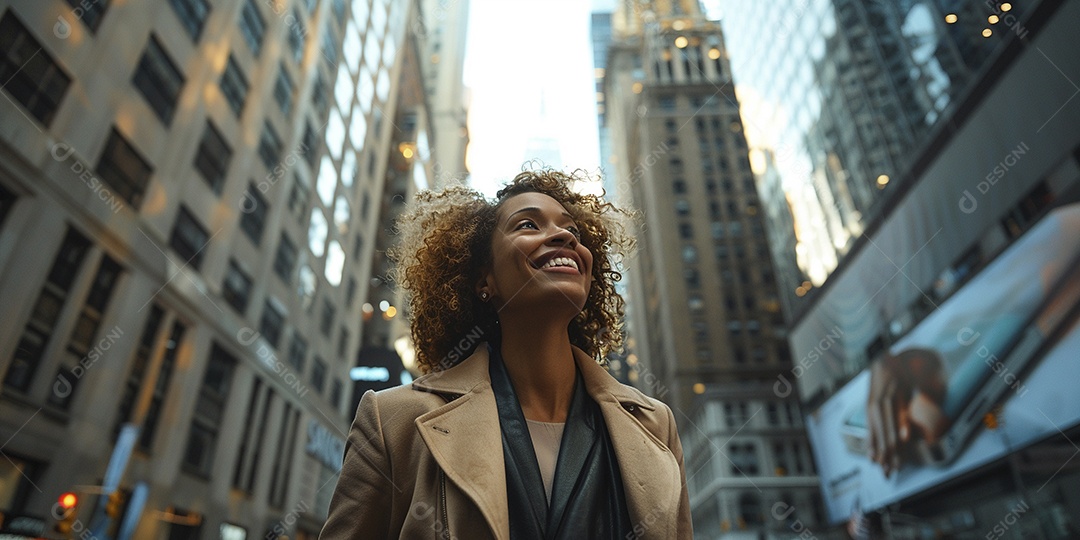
[411,341,656,411]
[412,342,678,540]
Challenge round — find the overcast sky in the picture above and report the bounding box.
[463,0,614,197]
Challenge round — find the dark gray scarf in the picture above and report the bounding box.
[487,342,632,539]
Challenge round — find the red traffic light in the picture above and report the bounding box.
[58,492,78,510]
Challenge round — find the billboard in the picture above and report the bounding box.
[805,204,1080,523]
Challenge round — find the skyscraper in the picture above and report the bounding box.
[0,0,451,537]
[713,0,1080,533]
[600,0,827,535]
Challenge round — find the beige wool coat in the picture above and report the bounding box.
[320,341,693,539]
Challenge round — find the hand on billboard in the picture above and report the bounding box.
[866,348,947,477]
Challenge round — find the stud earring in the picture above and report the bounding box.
[480,291,489,301]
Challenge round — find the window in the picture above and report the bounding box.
[193,121,232,194]
[738,493,763,524]
[0,13,72,126]
[273,64,294,115]
[219,55,248,117]
[49,254,123,409]
[321,24,338,68]
[675,199,690,216]
[258,121,283,170]
[345,277,356,306]
[288,175,311,224]
[311,72,329,115]
[183,343,236,476]
[330,379,343,410]
[273,234,298,283]
[115,305,165,434]
[140,320,185,450]
[168,0,210,40]
[222,260,252,314]
[268,405,299,507]
[0,184,16,230]
[320,299,334,337]
[684,268,699,289]
[132,36,185,124]
[287,332,307,371]
[239,0,266,56]
[678,223,692,239]
[65,0,110,31]
[673,179,686,194]
[239,183,267,244]
[286,9,306,64]
[95,128,153,208]
[658,95,675,110]
[311,357,326,393]
[169,206,210,270]
[232,378,263,491]
[730,443,760,476]
[301,122,319,167]
[681,245,697,264]
[337,326,349,359]
[3,228,91,391]
[258,299,285,349]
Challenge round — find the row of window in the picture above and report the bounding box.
[0,219,342,494]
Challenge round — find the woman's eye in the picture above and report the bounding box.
[516,220,538,230]
[567,226,581,238]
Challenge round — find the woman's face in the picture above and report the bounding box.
[483,192,594,318]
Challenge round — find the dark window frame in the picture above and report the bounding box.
[168,206,210,270]
[95,128,153,208]
[0,12,72,127]
[132,35,185,124]
[193,120,232,194]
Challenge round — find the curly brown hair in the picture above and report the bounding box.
[389,167,636,373]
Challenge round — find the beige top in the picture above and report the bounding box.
[526,419,566,505]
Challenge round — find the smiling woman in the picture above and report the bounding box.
[319,167,694,539]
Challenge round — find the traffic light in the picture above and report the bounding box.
[54,492,78,535]
[105,491,123,519]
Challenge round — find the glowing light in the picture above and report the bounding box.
[707,48,721,60]
[693,383,705,394]
[1001,3,1012,12]
[632,82,643,94]
[982,28,993,37]
[944,13,958,24]
[876,174,890,188]
[59,492,78,509]
[674,36,688,49]
[988,14,999,24]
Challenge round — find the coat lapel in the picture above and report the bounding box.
[413,345,510,540]
[411,342,680,540]
[573,348,682,539]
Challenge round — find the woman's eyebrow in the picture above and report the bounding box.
[504,207,575,225]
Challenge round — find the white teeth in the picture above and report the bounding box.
[541,257,579,271]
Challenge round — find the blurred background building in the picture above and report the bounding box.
[597,0,829,536]
[708,0,1080,536]
[0,0,466,538]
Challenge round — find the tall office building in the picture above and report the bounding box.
[713,0,1080,534]
[417,0,470,187]
[0,0,444,537]
[600,1,828,535]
